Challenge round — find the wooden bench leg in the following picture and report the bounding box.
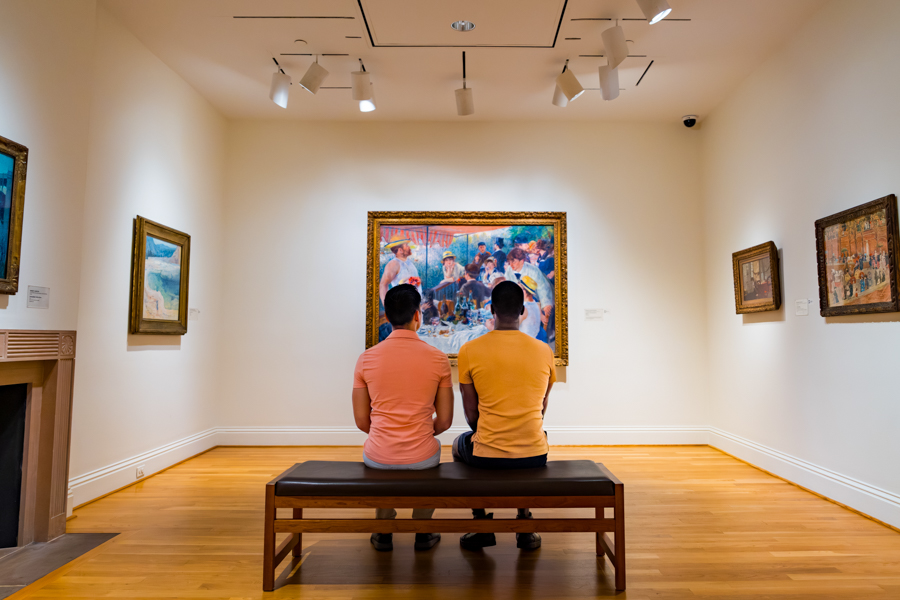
[292,508,303,557]
[263,485,275,592]
[614,483,626,591]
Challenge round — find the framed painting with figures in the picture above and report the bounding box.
[815,194,900,317]
[732,241,781,314]
[129,216,191,334]
[366,211,568,365]
[0,135,28,295]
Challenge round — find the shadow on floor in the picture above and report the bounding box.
[0,533,118,599]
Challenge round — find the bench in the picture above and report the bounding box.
[264,460,625,591]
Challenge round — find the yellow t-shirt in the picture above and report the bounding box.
[457,330,557,458]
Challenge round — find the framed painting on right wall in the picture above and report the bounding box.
[815,194,900,317]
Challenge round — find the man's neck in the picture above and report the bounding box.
[493,319,520,331]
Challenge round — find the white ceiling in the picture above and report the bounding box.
[101,0,826,122]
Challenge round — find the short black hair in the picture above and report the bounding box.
[491,281,524,320]
[384,284,421,327]
[477,241,486,247]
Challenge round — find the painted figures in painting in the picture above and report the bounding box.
[740,256,773,303]
[0,152,13,279]
[377,224,557,354]
[822,210,891,307]
[143,236,182,321]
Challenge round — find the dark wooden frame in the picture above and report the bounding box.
[0,135,28,295]
[366,211,568,366]
[815,195,900,317]
[129,216,191,334]
[732,241,781,314]
[263,464,625,592]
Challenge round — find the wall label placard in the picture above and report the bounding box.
[27,286,49,309]
[795,299,810,316]
[585,309,606,321]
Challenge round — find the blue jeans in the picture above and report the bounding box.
[364,448,441,520]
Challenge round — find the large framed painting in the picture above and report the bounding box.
[732,241,781,314]
[129,216,191,334]
[0,135,28,295]
[815,194,900,317]
[366,211,568,365]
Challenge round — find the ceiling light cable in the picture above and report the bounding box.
[455,51,474,116]
[269,57,291,108]
[298,54,329,94]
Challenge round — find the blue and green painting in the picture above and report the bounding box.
[0,152,14,279]
[143,235,181,321]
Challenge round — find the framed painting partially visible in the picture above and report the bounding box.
[732,241,781,314]
[129,216,191,334]
[0,135,28,295]
[366,211,568,366]
[815,194,900,317]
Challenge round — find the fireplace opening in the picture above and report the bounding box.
[0,383,27,548]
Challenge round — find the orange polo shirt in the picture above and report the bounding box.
[353,329,452,464]
[457,330,556,458]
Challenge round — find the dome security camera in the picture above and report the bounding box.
[683,115,698,128]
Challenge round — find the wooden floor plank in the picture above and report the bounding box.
[8,445,899,599]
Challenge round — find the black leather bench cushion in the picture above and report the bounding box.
[273,460,614,497]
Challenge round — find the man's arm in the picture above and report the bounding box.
[433,387,454,435]
[542,381,553,417]
[352,387,372,433]
[460,383,479,431]
[379,260,400,302]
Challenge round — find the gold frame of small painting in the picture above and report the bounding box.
[815,194,900,317]
[732,241,781,314]
[129,216,191,335]
[0,135,28,295]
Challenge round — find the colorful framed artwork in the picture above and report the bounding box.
[815,194,900,317]
[732,241,781,314]
[0,135,28,295]
[366,211,568,365]
[129,216,191,334]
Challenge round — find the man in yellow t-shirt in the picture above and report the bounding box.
[452,281,556,551]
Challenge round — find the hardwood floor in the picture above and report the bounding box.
[10,446,900,599]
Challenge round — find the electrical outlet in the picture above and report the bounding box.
[136,465,145,479]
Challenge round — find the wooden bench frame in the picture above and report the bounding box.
[263,464,625,592]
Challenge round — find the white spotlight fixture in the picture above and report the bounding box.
[352,58,375,112]
[601,24,629,70]
[556,61,585,102]
[360,83,377,112]
[552,85,568,108]
[455,51,474,116]
[298,56,329,94]
[269,58,291,109]
[598,62,620,101]
[635,0,672,25]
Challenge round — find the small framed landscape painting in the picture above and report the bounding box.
[366,211,568,365]
[129,216,191,334]
[732,241,781,314]
[815,194,900,317]
[0,135,28,295]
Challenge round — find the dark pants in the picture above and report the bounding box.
[452,430,547,518]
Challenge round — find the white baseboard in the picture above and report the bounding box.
[67,425,900,531]
[68,428,218,508]
[708,427,900,529]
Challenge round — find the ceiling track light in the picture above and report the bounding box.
[598,61,620,101]
[556,59,585,102]
[552,61,570,107]
[269,57,291,109]
[601,22,629,70]
[352,58,374,105]
[455,51,474,116]
[635,0,672,25]
[298,55,329,94]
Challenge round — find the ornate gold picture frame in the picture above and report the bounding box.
[732,241,781,314]
[129,216,191,335]
[366,211,568,365]
[0,135,28,295]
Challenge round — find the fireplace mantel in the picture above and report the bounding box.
[0,330,76,550]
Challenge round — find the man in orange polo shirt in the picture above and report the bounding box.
[452,281,556,551]
[352,284,454,552]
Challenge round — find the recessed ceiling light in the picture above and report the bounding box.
[451,20,475,32]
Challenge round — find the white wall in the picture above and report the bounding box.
[217,121,709,445]
[66,7,227,506]
[0,0,96,329]
[702,0,900,526]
